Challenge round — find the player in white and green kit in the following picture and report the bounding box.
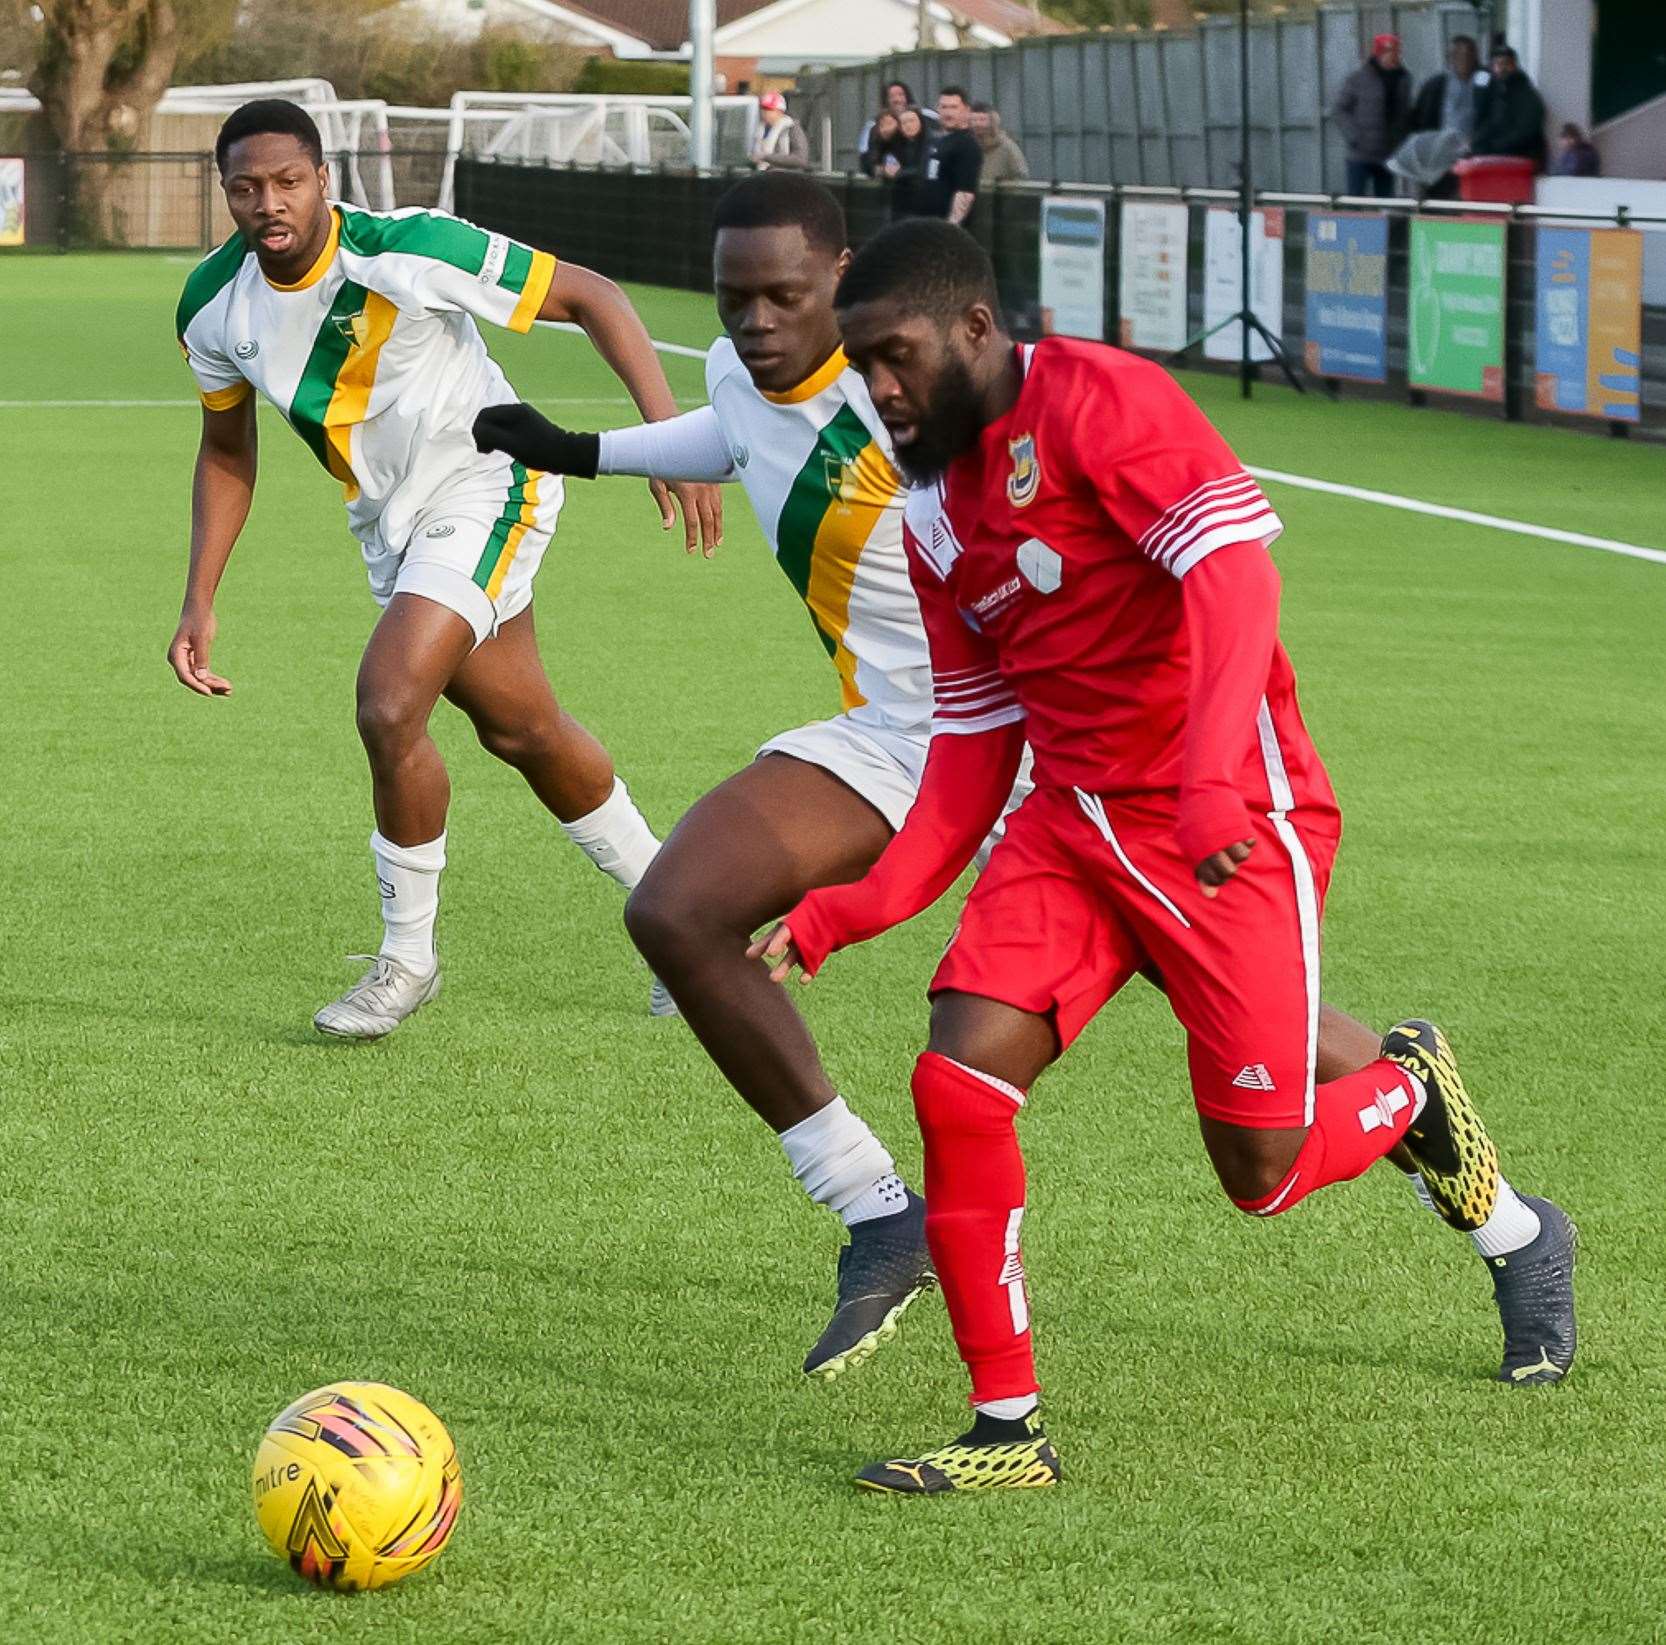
[476,175,951,1379]
[168,99,719,1037]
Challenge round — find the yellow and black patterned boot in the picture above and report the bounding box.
[855,1411,1061,1495]
[1383,1019,1499,1231]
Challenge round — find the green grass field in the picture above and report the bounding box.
[2,252,1664,1643]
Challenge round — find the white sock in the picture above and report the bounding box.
[840,1173,910,1226]
[778,1097,902,1224]
[1408,1170,1541,1258]
[371,829,445,971]
[559,777,661,890]
[975,1394,1038,1422]
[1469,1178,1542,1258]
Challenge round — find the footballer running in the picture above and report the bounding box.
[168,99,719,1038]
[749,219,1577,1492]
[475,175,1574,1415]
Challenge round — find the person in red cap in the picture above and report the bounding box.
[1331,32,1413,196]
[751,91,811,171]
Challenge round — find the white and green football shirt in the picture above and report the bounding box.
[702,335,931,735]
[175,204,557,553]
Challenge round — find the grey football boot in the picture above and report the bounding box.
[1489,1194,1578,1385]
[803,1193,935,1383]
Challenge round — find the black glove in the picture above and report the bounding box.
[471,401,601,479]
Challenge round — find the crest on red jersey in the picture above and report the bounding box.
[1006,432,1041,508]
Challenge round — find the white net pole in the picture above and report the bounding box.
[689,0,716,169]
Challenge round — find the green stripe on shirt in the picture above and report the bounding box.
[337,207,488,275]
[499,241,534,294]
[774,403,872,660]
[287,280,369,478]
[176,233,249,340]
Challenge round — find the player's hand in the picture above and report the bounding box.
[1195,840,1253,897]
[747,922,811,985]
[652,479,723,557]
[471,402,600,478]
[166,606,232,697]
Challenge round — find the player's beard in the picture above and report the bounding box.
[891,353,985,487]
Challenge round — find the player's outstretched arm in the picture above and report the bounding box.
[537,263,722,555]
[474,402,737,486]
[167,397,257,698]
[749,720,1026,984]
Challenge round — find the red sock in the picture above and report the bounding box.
[911,1051,1037,1404]
[1236,1058,1425,1215]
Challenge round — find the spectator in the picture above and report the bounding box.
[1332,33,1413,197]
[1553,122,1601,177]
[971,102,1029,185]
[1409,34,1484,198]
[750,91,810,171]
[860,110,903,178]
[918,86,982,224]
[1471,46,1548,166]
[858,80,939,153]
[1412,35,1483,142]
[887,107,931,219]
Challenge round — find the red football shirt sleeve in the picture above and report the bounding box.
[783,721,1025,976]
[1176,541,1281,864]
[779,502,1025,977]
[1069,354,1284,577]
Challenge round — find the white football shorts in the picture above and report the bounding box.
[362,468,564,649]
[759,712,1031,851]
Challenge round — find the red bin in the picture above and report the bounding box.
[1453,156,1537,204]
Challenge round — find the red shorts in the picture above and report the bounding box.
[931,785,1342,1128]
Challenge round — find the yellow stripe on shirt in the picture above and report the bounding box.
[760,347,848,406]
[320,291,399,500]
[804,440,899,711]
[200,380,251,411]
[509,251,558,334]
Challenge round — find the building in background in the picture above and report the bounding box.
[793,0,1664,186]
[416,0,1063,92]
[1525,0,1666,180]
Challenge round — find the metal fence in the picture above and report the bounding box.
[3,148,462,251]
[793,2,1486,191]
[454,158,1666,439]
[12,151,226,250]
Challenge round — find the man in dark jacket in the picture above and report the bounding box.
[1332,33,1413,196]
[1410,34,1484,198]
[1412,35,1483,142]
[1471,46,1547,167]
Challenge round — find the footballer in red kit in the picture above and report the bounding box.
[751,220,1578,1494]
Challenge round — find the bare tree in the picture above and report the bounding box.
[33,0,180,152]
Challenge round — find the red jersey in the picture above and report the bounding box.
[906,338,1334,821]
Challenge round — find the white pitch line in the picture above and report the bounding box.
[539,318,708,359]
[617,326,1666,568]
[0,398,200,408]
[10,319,1660,566]
[1246,465,1666,567]
[0,396,656,409]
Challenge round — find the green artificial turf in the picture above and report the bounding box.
[1,253,1663,1643]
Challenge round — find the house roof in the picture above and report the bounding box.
[544,0,1066,52]
[551,0,762,50]
[947,0,1068,39]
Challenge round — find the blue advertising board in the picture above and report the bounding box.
[1535,226,1644,422]
[1303,213,1389,383]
